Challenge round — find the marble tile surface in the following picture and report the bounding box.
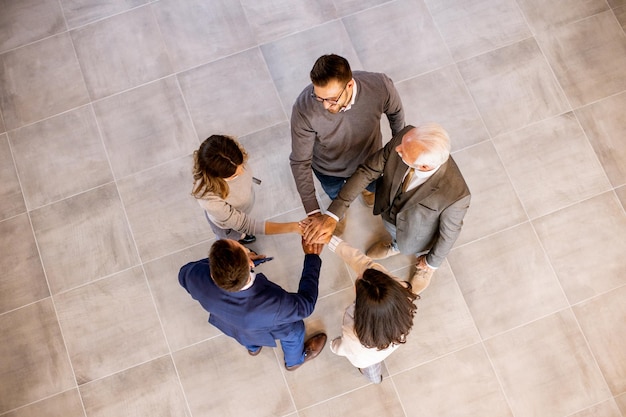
[0,0,65,53]
[1,389,85,417]
[9,105,113,209]
[60,0,149,29]
[0,133,25,220]
[516,0,609,32]
[568,399,623,417]
[0,33,89,130]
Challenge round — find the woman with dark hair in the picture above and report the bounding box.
[192,135,300,242]
[328,236,418,384]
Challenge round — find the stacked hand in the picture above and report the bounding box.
[299,214,337,244]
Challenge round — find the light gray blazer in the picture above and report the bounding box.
[328,125,471,268]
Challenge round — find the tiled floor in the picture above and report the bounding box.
[1,0,625,416]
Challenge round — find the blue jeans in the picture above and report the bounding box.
[313,168,376,200]
[245,320,306,367]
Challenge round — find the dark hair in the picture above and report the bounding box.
[310,54,352,87]
[354,269,418,350]
[208,240,250,292]
[192,135,248,199]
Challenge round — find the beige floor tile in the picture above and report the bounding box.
[9,106,113,209]
[60,0,149,29]
[457,37,569,137]
[448,223,568,338]
[177,48,286,140]
[71,6,172,100]
[0,299,75,413]
[174,336,295,417]
[0,0,65,53]
[616,6,626,31]
[116,156,208,262]
[385,261,481,373]
[0,33,89,130]
[143,242,221,352]
[0,110,4,133]
[0,214,48,314]
[426,0,531,61]
[343,0,452,81]
[93,77,198,180]
[537,11,626,108]
[494,113,611,218]
[299,381,404,417]
[30,183,139,294]
[394,343,513,417]
[260,20,362,118]
[241,0,337,45]
[533,192,626,303]
[240,123,304,218]
[154,0,255,73]
[485,309,611,417]
[452,141,527,246]
[2,389,84,417]
[568,398,622,417]
[573,285,626,396]
[576,91,626,188]
[54,267,169,384]
[397,65,489,151]
[331,0,391,16]
[0,133,26,220]
[616,186,626,211]
[79,356,187,417]
[616,393,626,415]
[516,0,609,32]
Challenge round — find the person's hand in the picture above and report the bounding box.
[416,255,434,271]
[301,237,324,255]
[303,214,337,244]
[246,249,267,262]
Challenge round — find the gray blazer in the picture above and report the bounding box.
[328,125,471,267]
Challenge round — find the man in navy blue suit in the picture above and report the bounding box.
[179,238,327,371]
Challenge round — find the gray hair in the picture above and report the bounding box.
[404,123,451,168]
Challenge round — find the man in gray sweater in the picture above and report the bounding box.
[289,54,405,221]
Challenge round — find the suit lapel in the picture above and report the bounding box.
[404,159,450,205]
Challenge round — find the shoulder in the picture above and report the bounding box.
[438,157,471,199]
[354,71,395,89]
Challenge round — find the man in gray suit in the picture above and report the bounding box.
[302,123,470,294]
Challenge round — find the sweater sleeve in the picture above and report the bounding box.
[381,74,405,137]
[329,236,391,278]
[274,254,322,324]
[289,100,320,214]
[198,196,264,235]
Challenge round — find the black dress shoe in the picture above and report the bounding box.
[285,333,327,371]
[238,234,256,244]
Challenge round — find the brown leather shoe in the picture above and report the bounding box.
[411,266,435,294]
[247,347,262,356]
[366,240,400,260]
[285,333,327,371]
[360,190,375,208]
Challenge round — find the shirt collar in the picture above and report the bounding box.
[340,79,357,112]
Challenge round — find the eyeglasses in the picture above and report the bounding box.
[310,82,349,105]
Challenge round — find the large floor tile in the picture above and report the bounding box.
[385,261,481,373]
[0,299,75,413]
[154,0,255,73]
[30,183,140,294]
[537,11,626,108]
[0,133,26,220]
[177,48,286,139]
[0,214,48,314]
[174,336,295,417]
[573,285,626,396]
[617,393,626,415]
[448,223,568,338]
[71,6,172,100]
[452,141,527,246]
[0,0,65,53]
[60,0,150,29]
[343,0,452,81]
[299,381,404,417]
[240,123,304,219]
[576,91,626,188]
[143,242,221,352]
[533,192,626,304]
[494,113,611,218]
[568,398,622,417]
[79,356,187,417]
[516,0,608,33]
[54,267,169,384]
[9,105,113,209]
[484,309,611,417]
[397,65,489,151]
[616,186,626,211]
[0,33,89,130]
[1,389,84,417]
[93,77,198,179]
[116,156,208,262]
[395,343,513,417]
[457,38,569,137]
[261,20,361,118]
[616,5,626,31]
[426,0,531,61]
[241,0,337,45]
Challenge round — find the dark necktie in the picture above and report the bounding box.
[402,168,415,193]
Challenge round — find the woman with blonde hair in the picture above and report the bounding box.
[192,135,300,243]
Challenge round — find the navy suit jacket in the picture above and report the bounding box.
[179,254,322,347]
